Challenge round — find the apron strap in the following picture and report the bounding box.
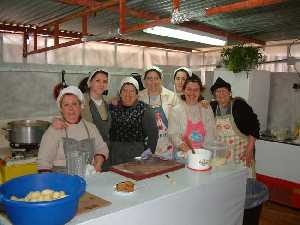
[64,119,91,140]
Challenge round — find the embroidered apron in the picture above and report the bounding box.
[149,95,174,159]
[55,120,95,174]
[182,119,206,149]
[215,102,255,177]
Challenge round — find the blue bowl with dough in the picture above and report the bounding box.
[0,173,86,225]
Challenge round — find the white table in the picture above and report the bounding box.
[68,165,247,225]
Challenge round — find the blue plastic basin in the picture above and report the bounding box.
[0,173,86,225]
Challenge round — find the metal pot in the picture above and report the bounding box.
[2,120,50,145]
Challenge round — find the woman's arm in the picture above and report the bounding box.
[202,106,217,145]
[233,99,260,138]
[92,124,109,172]
[246,135,256,167]
[37,128,58,171]
[142,107,159,153]
[168,106,189,151]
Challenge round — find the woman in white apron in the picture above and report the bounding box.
[139,66,175,159]
[168,74,216,157]
[210,78,260,177]
[37,86,109,173]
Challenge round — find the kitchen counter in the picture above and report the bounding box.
[255,139,300,208]
[259,135,300,147]
[68,165,247,225]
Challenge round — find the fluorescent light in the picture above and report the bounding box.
[143,26,226,46]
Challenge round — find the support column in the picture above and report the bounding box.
[0,33,3,64]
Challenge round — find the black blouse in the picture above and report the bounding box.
[210,98,260,139]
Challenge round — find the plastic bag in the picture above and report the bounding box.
[245,178,269,209]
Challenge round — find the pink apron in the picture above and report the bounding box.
[182,119,206,149]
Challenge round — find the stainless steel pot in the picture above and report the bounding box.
[2,120,50,145]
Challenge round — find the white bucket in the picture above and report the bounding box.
[187,148,212,171]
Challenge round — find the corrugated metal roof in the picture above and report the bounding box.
[1,0,300,49]
[0,0,83,26]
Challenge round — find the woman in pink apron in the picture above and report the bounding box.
[210,78,260,177]
[168,74,216,157]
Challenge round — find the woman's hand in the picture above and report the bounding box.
[93,154,105,172]
[200,100,209,109]
[179,142,190,152]
[52,117,68,129]
[110,96,119,106]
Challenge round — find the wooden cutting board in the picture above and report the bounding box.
[76,192,111,215]
[110,158,185,180]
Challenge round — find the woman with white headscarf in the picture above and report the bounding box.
[139,66,175,159]
[109,77,158,165]
[53,69,111,144]
[172,67,193,105]
[38,86,109,173]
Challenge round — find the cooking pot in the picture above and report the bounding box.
[2,120,50,145]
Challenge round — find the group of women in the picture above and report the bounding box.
[37,66,259,177]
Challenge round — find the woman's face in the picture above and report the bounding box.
[214,87,231,107]
[184,82,201,105]
[89,72,108,96]
[144,71,162,94]
[174,71,188,93]
[60,94,82,124]
[120,84,138,107]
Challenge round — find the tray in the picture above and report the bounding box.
[110,157,185,180]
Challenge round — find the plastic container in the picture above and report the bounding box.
[0,173,86,225]
[0,161,37,184]
[187,148,212,171]
[243,178,269,225]
[204,141,227,167]
[65,151,89,178]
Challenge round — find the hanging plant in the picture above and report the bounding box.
[221,45,265,73]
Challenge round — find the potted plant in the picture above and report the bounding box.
[221,45,265,73]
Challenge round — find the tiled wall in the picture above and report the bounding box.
[267,72,300,132]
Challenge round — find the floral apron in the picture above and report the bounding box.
[149,95,174,159]
[215,102,255,177]
[182,119,206,149]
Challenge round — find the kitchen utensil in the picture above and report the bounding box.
[0,173,85,225]
[53,70,68,99]
[2,120,50,146]
[186,139,195,154]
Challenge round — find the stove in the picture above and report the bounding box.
[9,143,39,159]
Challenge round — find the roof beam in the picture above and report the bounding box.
[181,22,265,45]
[57,0,99,8]
[41,0,119,29]
[206,0,289,16]
[0,23,82,38]
[105,37,193,52]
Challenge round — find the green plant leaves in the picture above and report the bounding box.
[221,45,265,73]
